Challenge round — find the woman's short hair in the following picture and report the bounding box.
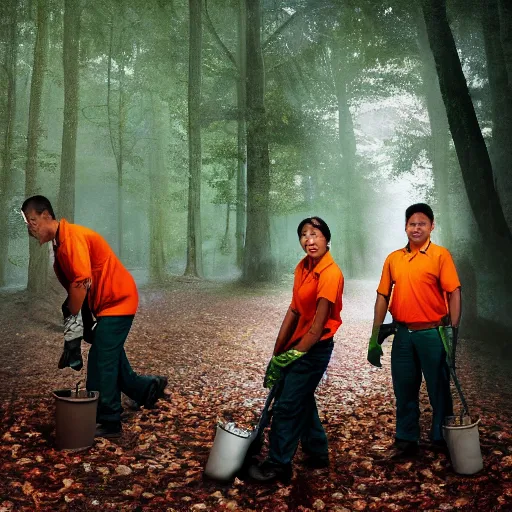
[297,216,331,244]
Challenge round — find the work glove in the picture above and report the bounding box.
[367,326,384,368]
[438,325,459,369]
[58,338,83,371]
[378,321,397,345]
[263,349,306,389]
[60,306,84,371]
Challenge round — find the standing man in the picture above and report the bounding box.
[367,203,461,457]
[21,195,167,438]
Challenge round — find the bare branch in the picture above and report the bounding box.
[203,0,239,71]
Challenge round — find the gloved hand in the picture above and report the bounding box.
[60,307,84,371]
[367,326,384,367]
[263,349,306,389]
[58,338,83,371]
[438,325,458,369]
[378,321,397,345]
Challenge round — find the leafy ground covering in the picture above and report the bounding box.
[0,277,511,511]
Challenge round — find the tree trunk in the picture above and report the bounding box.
[420,0,512,255]
[25,0,49,294]
[415,4,453,245]
[117,63,125,259]
[235,0,247,269]
[0,0,18,287]
[482,0,512,229]
[242,0,273,283]
[57,0,80,222]
[332,48,365,278]
[498,0,512,89]
[184,0,203,277]
[149,96,167,282]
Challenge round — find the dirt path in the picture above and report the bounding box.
[0,278,511,511]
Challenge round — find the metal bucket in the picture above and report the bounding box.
[443,415,483,475]
[204,423,255,481]
[53,389,99,450]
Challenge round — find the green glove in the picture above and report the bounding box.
[367,327,384,368]
[263,349,306,389]
[438,325,458,369]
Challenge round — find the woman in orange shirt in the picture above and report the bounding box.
[249,217,344,483]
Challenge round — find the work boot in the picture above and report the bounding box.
[386,438,419,459]
[143,375,168,409]
[248,459,292,484]
[303,454,329,469]
[94,421,122,439]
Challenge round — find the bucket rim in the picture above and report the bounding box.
[217,422,254,439]
[443,416,481,430]
[53,389,99,402]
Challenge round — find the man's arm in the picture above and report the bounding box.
[292,298,331,353]
[273,307,300,355]
[447,287,461,327]
[67,283,88,316]
[372,293,390,329]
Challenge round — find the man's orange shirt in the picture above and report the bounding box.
[53,219,138,317]
[284,250,344,352]
[377,239,460,325]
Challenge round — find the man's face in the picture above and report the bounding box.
[300,223,328,261]
[23,209,54,245]
[405,212,434,247]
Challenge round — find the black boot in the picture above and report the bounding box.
[248,460,292,484]
[143,376,168,409]
[95,421,122,439]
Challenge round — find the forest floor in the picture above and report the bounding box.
[0,277,511,512]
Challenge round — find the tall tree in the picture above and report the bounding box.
[0,0,18,287]
[235,0,247,269]
[57,0,81,221]
[25,0,50,294]
[420,0,512,256]
[415,4,453,244]
[498,0,512,89]
[482,0,512,227]
[184,0,203,277]
[242,0,273,282]
[149,95,167,282]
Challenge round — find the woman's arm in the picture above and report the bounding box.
[273,307,300,355]
[292,298,331,352]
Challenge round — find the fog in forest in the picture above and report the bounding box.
[1,0,512,339]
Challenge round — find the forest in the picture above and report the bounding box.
[1,0,512,510]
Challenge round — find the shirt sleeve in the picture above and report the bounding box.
[63,232,92,284]
[317,266,343,304]
[377,255,393,297]
[439,249,461,293]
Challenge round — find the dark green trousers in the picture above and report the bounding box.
[86,316,154,423]
[391,325,453,442]
[269,339,334,465]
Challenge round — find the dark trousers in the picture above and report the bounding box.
[86,315,153,423]
[269,339,334,466]
[391,326,453,442]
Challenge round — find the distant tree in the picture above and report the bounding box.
[25,0,50,294]
[498,0,512,89]
[185,0,203,277]
[57,0,81,222]
[242,0,273,282]
[0,0,18,287]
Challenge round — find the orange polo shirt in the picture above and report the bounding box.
[284,250,344,352]
[377,239,460,325]
[53,219,138,317]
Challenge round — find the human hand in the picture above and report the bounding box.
[367,327,383,368]
[263,349,306,388]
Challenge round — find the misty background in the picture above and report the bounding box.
[1,0,511,342]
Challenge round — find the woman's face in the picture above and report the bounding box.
[299,223,328,261]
